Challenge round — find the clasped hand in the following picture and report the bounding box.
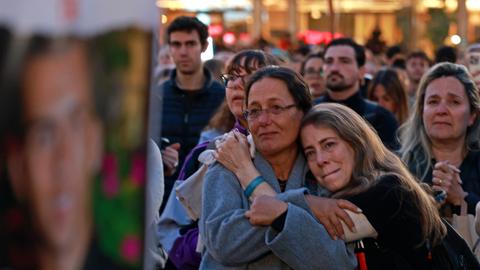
[431,160,467,206]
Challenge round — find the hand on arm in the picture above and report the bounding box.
[305,195,362,240]
[162,143,180,177]
[245,195,288,226]
[214,131,257,183]
[214,131,276,199]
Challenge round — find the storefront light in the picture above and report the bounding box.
[196,13,211,25]
[311,10,321,20]
[427,0,480,11]
[451,34,461,45]
[467,0,480,11]
[157,0,252,11]
[201,37,214,61]
[422,0,444,9]
[445,0,457,11]
[223,32,236,45]
[208,24,223,37]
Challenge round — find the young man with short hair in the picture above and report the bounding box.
[156,16,225,210]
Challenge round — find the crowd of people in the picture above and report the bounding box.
[156,16,480,270]
[1,12,480,270]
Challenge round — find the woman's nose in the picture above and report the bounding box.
[229,77,243,89]
[316,151,329,165]
[434,101,449,114]
[256,110,272,125]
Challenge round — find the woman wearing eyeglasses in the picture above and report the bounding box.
[199,66,357,269]
[300,52,326,100]
[157,50,278,270]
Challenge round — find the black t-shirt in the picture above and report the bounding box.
[346,175,431,270]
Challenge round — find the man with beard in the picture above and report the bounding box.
[315,38,399,150]
[157,16,225,209]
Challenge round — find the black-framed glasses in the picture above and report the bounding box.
[243,104,297,120]
[304,68,323,77]
[220,73,251,86]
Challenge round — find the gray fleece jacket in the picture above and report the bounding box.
[199,151,356,269]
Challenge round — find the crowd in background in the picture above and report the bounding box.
[156,15,480,270]
[1,11,480,270]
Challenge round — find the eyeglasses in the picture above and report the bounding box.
[243,104,297,121]
[304,68,323,77]
[221,73,251,86]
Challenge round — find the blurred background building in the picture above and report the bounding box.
[157,0,480,56]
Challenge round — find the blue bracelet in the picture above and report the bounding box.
[244,176,265,199]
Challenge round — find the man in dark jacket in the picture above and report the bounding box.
[315,38,399,150]
[157,16,225,210]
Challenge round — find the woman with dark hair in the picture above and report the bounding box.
[368,68,409,124]
[300,52,326,99]
[200,66,356,269]
[157,49,279,270]
[400,62,480,217]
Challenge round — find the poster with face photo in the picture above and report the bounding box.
[0,3,157,268]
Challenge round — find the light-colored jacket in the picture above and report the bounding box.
[199,151,357,270]
[144,139,167,269]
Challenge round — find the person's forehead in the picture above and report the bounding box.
[425,76,465,96]
[305,57,323,67]
[169,30,200,42]
[373,83,387,94]
[309,124,337,138]
[325,45,355,58]
[248,78,292,103]
[22,47,91,120]
[407,57,428,64]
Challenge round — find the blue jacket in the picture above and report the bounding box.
[200,152,356,269]
[157,67,225,202]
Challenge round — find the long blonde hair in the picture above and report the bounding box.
[399,62,480,180]
[301,103,446,246]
